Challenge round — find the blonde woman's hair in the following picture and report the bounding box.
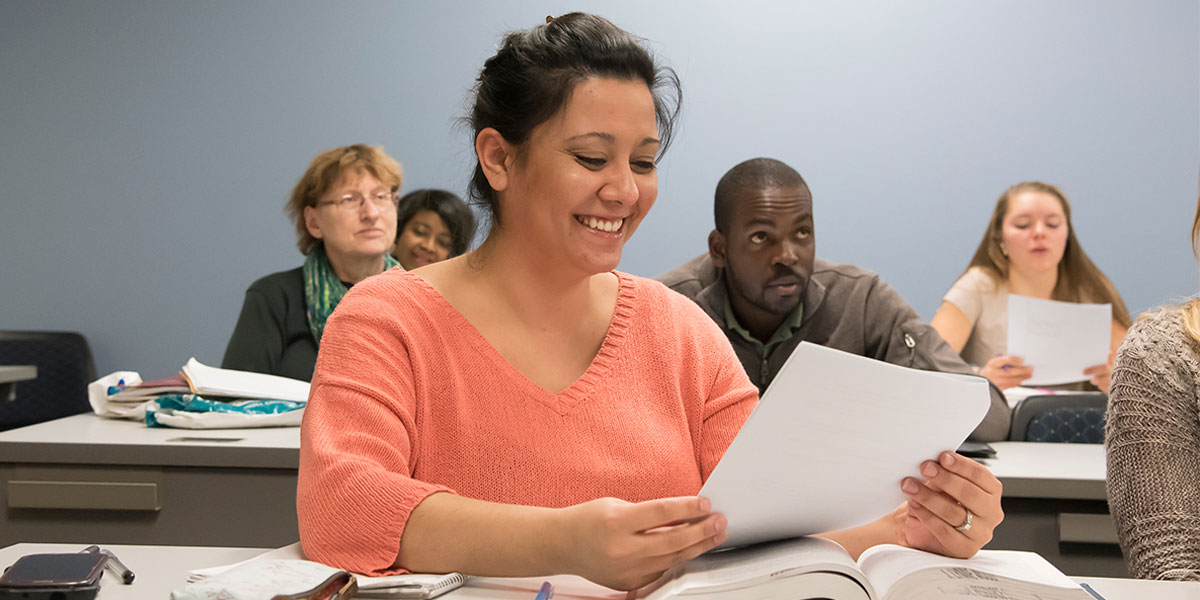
[963,181,1132,328]
[285,145,403,255]
[1182,187,1200,343]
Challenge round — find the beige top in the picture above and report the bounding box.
[1105,308,1200,581]
[943,267,1009,366]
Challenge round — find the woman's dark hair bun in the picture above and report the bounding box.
[468,12,681,227]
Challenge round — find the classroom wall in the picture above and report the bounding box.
[1,1,1197,378]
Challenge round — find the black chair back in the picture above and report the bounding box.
[0,331,96,431]
[1008,393,1108,443]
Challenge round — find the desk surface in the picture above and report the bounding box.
[0,365,37,384]
[0,413,299,468]
[1,543,1195,600]
[0,416,1107,496]
[985,441,1106,500]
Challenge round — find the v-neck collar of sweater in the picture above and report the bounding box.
[405,271,638,414]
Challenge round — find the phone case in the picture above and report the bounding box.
[0,584,100,600]
[0,554,106,600]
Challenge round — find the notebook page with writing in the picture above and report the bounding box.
[700,343,989,548]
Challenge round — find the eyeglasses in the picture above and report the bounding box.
[317,191,398,213]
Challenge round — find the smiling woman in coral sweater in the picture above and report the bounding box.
[296,13,1003,592]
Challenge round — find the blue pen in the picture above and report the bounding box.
[1079,582,1107,600]
[533,581,554,600]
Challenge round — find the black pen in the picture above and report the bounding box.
[81,545,136,584]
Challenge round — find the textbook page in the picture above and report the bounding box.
[639,537,871,599]
[857,544,1088,600]
[1007,295,1111,386]
[700,343,990,548]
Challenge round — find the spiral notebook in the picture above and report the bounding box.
[355,572,467,598]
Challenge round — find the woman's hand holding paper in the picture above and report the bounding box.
[979,354,1033,389]
[558,496,727,591]
[1083,350,1116,394]
[897,451,1003,558]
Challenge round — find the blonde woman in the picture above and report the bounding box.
[222,145,402,381]
[931,182,1131,392]
[1105,188,1200,581]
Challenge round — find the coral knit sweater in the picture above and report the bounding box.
[297,269,758,575]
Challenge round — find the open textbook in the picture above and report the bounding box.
[701,343,991,547]
[638,537,1090,600]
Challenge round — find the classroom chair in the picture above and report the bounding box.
[0,330,96,431]
[1008,393,1108,443]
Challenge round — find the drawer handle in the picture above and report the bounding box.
[8,480,161,511]
[1058,512,1117,545]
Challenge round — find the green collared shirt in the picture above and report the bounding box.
[722,296,804,359]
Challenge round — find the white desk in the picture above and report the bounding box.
[985,442,1105,500]
[1,415,1122,576]
[983,442,1122,578]
[0,365,37,402]
[1,543,1196,600]
[0,365,37,384]
[0,414,300,548]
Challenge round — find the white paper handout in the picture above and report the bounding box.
[1006,295,1111,386]
[700,343,990,548]
[182,357,311,402]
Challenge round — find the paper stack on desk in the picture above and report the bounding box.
[87,358,311,429]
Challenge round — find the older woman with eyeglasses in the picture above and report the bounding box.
[222,144,403,381]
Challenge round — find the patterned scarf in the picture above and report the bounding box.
[303,245,400,346]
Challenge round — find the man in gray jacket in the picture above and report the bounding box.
[658,158,1011,441]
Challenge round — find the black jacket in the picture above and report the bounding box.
[222,267,318,382]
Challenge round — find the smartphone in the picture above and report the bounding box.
[0,553,107,600]
[956,441,997,460]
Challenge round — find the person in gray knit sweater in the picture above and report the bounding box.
[1106,190,1200,581]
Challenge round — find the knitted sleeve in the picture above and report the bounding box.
[698,345,758,482]
[297,283,452,576]
[653,283,758,482]
[1105,311,1200,581]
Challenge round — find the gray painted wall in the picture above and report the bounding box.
[2,1,1197,378]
